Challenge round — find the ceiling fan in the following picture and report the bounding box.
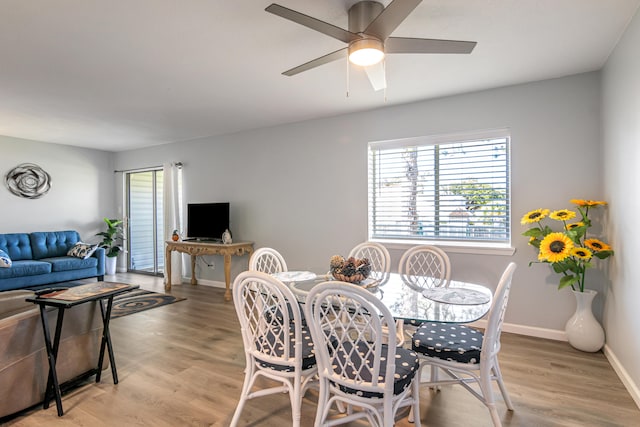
[265,0,477,91]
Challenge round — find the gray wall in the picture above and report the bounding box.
[602,7,640,404]
[115,71,603,338]
[0,135,115,240]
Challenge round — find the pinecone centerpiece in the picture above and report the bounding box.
[329,255,372,283]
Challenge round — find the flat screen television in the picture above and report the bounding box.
[186,202,230,241]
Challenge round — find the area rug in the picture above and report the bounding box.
[111,289,186,318]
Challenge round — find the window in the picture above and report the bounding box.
[368,129,510,245]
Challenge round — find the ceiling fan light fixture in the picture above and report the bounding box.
[348,38,385,67]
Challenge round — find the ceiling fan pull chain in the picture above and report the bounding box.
[346,60,350,98]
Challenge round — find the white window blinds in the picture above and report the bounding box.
[368,130,511,244]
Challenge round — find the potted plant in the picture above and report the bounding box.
[96,217,123,275]
[521,199,614,352]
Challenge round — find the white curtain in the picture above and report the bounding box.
[163,162,183,285]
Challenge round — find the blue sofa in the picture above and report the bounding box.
[0,230,105,292]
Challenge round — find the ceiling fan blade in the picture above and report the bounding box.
[282,47,348,76]
[265,3,360,44]
[386,37,477,54]
[364,62,386,91]
[364,0,422,40]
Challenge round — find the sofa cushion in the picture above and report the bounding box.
[0,234,33,261]
[67,242,98,259]
[30,231,80,259]
[44,256,98,273]
[0,250,11,268]
[0,260,51,280]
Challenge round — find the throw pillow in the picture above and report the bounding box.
[0,249,11,268]
[67,242,98,260]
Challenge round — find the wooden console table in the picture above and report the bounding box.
[165,240,254,301]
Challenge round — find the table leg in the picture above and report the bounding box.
[39,306,65,416]
[96,298,119,384]
[191,255,197,285]
[165,246,172,291]
[224,253,232,301]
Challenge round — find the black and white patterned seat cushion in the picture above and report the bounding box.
[264,302,306,325]
[331,341,419,398]
[411,322,483,364]
[255,323,316,371]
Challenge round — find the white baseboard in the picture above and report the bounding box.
[603,345,640,409]
[182,277,225,288]
[469,319,568,341]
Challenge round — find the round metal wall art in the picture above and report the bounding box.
[5,163,52,199]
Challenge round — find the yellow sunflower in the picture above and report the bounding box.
[570,199,607,207]
[585,238,612,252]
[538,232,574,262]
[565,221,584,230]
[521,209,550,224]
[571,247,592,260]
[549,209,576,221]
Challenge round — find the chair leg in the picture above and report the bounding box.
[493,363,514,410]
[230,380,250,427]
[315,381,330,427]
[289,381,301,427]
[230,364,255,427]
[410,372,422,426]
[479,366,502,427]
[488,405,502,427]
[430,365,439,387]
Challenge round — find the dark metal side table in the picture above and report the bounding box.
[26,282,138,416]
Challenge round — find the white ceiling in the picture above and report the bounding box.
[1,0,638,152]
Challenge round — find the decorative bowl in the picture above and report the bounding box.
[331,272,367,283]
[329,255,371,284]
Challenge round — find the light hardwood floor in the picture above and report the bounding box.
[2,273,639,427]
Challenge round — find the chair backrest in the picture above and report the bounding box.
[481,262,517,364]
[232,270,305,369]
[348,242,391,285]
[249,247,288,274]
[398,245,451,290]
[304,280,399,397]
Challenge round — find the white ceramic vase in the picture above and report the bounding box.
[565,289,605,352]
[105,256,117,275]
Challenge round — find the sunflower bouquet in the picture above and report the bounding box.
[521,199,614,292]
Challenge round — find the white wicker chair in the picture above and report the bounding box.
[398,245,453,347]
[412,263,517,427]
[348,242,404,346]
[230,271,317,427]
[348,241,391,286]
[249,247,288,274]
[304,280,421,427]
[398,245,451,291]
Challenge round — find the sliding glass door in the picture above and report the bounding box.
[126,170,164,275]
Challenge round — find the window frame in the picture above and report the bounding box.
[367,128,513,253]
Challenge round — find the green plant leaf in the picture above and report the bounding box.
[558,275,578,290]
[523,228,543,237]
[552,262,572,274]
[593,250,614,259]
[96,217,123,257]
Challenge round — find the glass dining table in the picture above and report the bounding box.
[274,271,493,324]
